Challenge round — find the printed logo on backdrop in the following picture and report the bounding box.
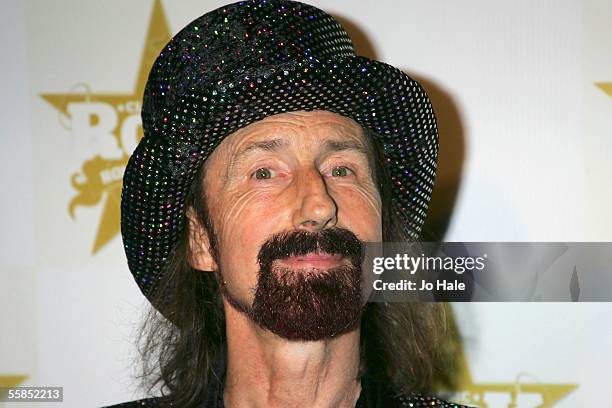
[596,80,612,99]
[0,376,28,398]
[444,344,577,408]
[40,0,171,253]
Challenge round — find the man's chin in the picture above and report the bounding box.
[218,273,363,341]
[250,264,364,341]
[221,293,360,341]
[253,314,362,342]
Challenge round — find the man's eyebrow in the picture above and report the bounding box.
[235,138,288,159]
[226,138,288,179]
[321,139,369,156]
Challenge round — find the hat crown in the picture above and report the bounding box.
[144,0,355,124]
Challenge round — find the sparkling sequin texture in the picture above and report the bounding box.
[121,0,439,300]
[104,392,469,407]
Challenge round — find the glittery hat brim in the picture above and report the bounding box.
[121,54,438,301]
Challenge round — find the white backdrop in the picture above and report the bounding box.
[1,0,611,407]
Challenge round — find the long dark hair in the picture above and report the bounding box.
[135,127,452,407]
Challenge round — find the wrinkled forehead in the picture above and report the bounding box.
[214,110,370,158]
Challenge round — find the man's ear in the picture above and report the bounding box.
[186,208,218,272]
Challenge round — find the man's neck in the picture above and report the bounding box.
[222,304,362,408]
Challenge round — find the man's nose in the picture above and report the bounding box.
[292,166,338,232]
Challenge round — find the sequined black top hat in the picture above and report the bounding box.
[121,0,439,300]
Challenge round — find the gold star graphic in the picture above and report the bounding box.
[451,353,577,407]
[40,0,171,253]
[0,375,28,400]
[0,375,27,388]
[435,312,578,408]
[596,82,612,98]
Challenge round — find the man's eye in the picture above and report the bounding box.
[253,167,274,179]
[331,166,353,177]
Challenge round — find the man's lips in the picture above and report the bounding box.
[274,252,345,269]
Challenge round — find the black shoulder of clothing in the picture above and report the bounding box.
[102,397,160,407]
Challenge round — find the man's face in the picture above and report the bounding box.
[193,110,383,339]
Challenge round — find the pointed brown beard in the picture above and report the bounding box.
[219,228,365,341]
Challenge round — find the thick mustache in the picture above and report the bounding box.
[257,228,364,266]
